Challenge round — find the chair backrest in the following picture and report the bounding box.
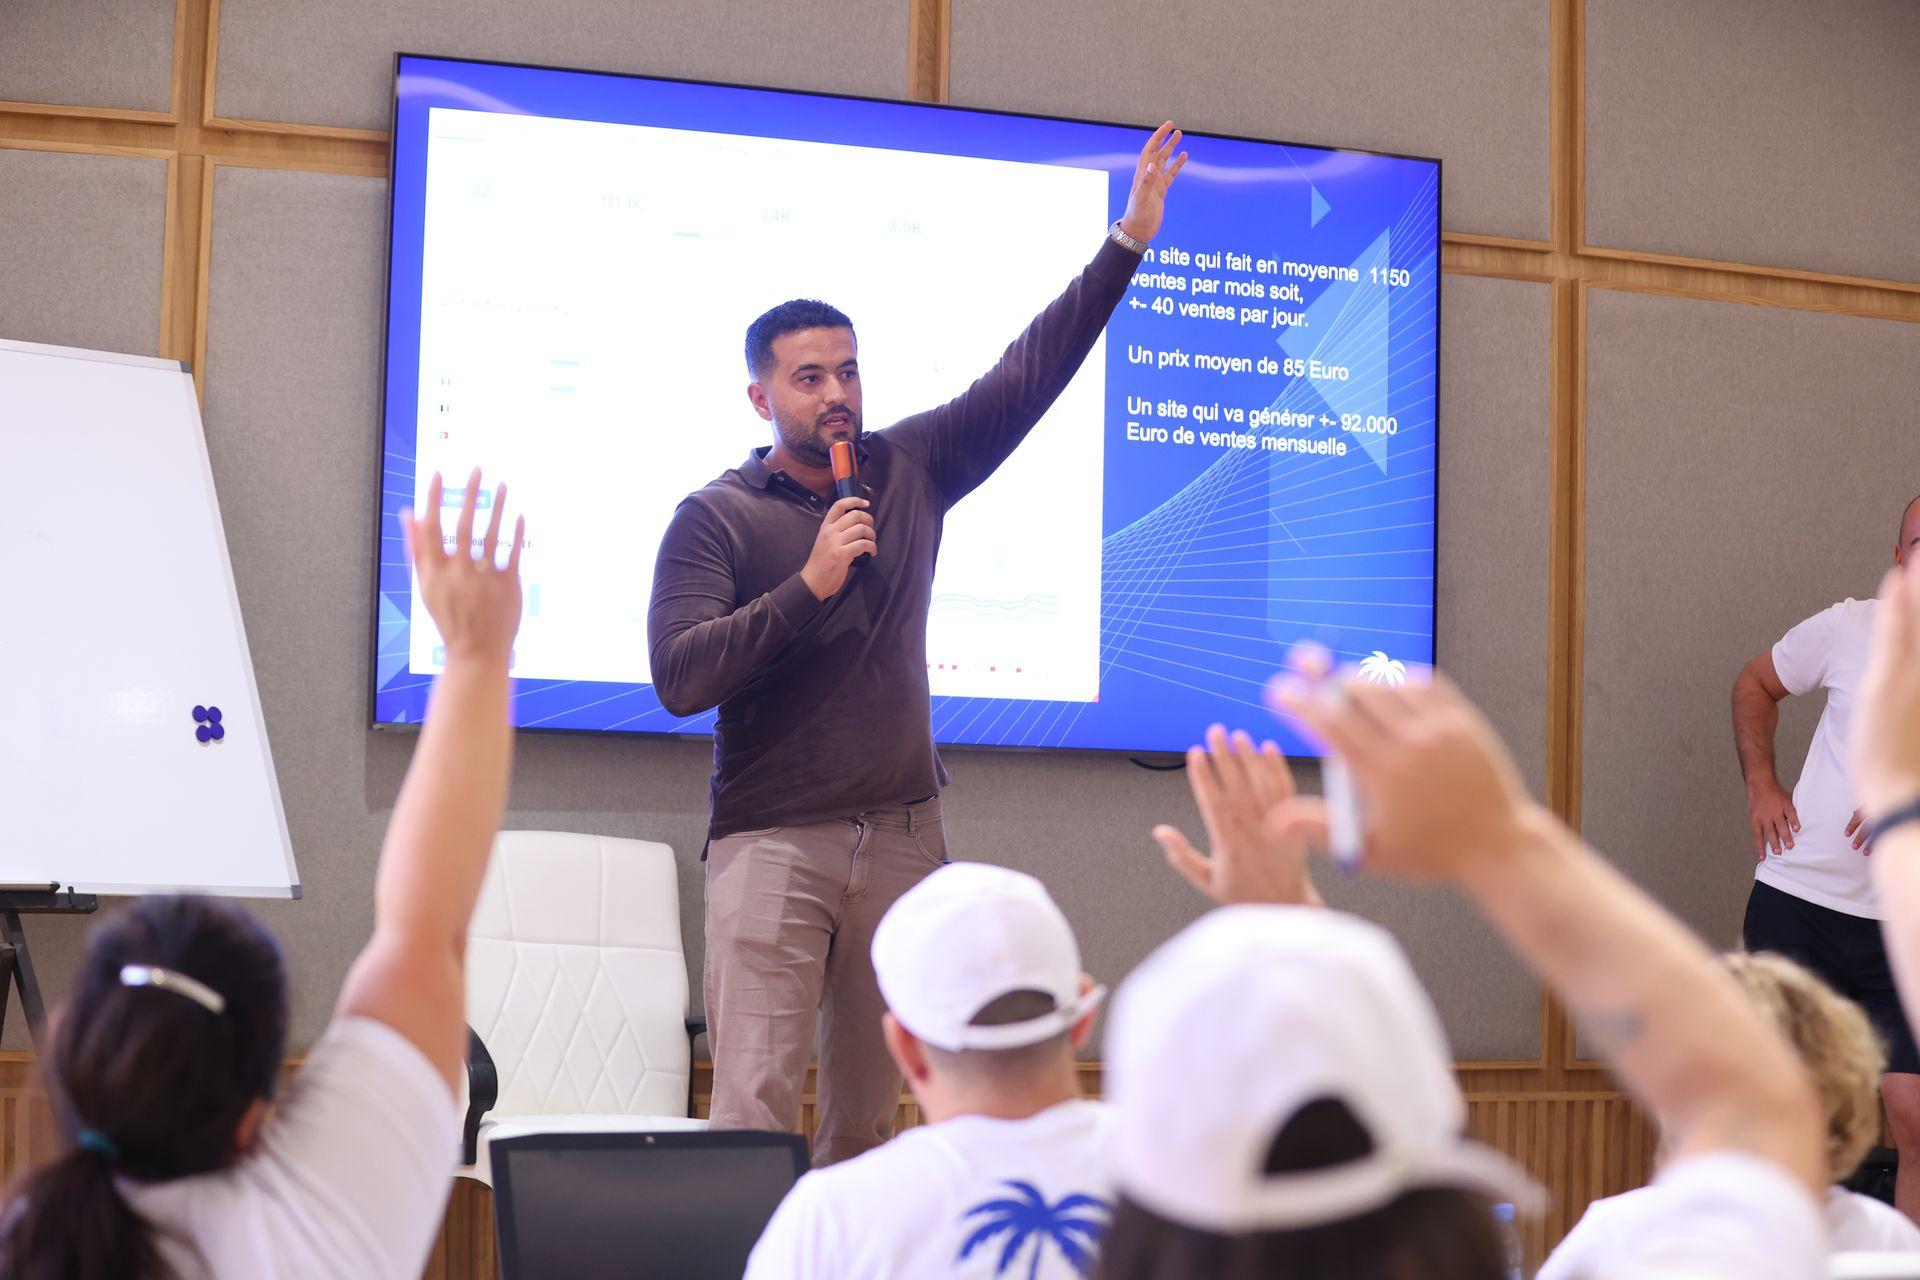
[467,831,689,1118]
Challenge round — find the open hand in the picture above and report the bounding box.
[1854,561,1920,821]
[1117,121,1188,245]
[1153,724,1324,906]
[404,468,524,666]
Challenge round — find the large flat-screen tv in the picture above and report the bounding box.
[374,54,1440,756]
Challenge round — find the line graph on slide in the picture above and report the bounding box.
[931,592,1062,619]
[926,591,1088,702]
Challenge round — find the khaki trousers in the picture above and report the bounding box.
[703,796,948,1166]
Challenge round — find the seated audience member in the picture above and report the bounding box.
[1541,950,1920,1277]
[1098,684,1828,1279]
[746,862,1110,1279]
[0,472,522,1280]
[1098,905,1541,1280]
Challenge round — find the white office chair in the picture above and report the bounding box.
[459,831,707,1185]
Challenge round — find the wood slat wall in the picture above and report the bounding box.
[1,1055,1651,1277]
[3,0,1912,1274]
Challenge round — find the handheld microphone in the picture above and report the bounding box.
[830,440,861,503]
[830,440,871,567]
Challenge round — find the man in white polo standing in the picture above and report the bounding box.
[1733,494,1920,1220]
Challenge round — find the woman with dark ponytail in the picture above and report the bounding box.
[0,472,525,1280]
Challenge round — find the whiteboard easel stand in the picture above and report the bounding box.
[0,884,98,1051]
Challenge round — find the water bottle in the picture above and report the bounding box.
[1491,1202,1524,1280]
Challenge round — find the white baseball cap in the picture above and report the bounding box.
[872,862,1104,1052]
[1107,905,1544,1233]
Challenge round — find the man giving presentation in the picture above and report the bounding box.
[648,121,1186,1165]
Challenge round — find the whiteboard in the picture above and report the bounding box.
[0,339,298,896]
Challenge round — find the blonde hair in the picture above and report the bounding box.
[1722,951,1886,1182]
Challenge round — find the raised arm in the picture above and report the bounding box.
[1151,724,1324,907]
[885,123,1187,504]
[1855,561,1920,1039]
[1289,677,1826,1191]
[336,469,523,1093]
[1733,650,1799,860]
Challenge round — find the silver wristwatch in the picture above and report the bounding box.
[1108,219,1150,255]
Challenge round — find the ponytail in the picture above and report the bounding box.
[0,1144,172,1280]
[0,895,288,1280]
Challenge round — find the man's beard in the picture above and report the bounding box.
[774,408,861,468]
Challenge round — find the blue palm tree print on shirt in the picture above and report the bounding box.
[957,1180,1111,1278]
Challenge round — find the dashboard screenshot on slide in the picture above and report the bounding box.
[411,109,1105,706]
[376,57,1441,755]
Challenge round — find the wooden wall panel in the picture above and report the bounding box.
[1,1053,1649,1276]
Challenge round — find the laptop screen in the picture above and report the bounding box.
[493,1132,808,1280]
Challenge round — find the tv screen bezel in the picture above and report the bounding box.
[369,51,1444,759]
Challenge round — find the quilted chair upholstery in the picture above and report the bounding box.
[459,831,705,1184]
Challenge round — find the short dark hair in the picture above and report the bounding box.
[744,299,854,378]
[1092,1098,1507,1280]
[921,988,1075,1083]
[1094,1187,1506,1280]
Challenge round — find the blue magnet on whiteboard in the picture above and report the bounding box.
[192,705,225,744]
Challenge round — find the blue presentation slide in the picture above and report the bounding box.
[375,55,1439,756]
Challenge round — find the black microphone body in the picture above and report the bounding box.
[830,440,872,567]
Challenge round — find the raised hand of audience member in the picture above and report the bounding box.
[336,468,525,1093]
[1283,673,1826,1193]
[1153,724,1324,906]
[1854,560,1920,822]
[406,467,525,665]
[1856,559,1920,1069]
[1280,677,1536,884]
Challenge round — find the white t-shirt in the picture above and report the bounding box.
[1756,597,1881,918]
[1541,1181,1920,1279]
[1535,1152,1827,1280]
[121,1017,459,1280]
[746,1099,1113,1280]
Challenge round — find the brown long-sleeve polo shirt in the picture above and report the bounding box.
[647,235,1142,839]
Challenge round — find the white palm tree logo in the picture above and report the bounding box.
[1358,651,1407,686]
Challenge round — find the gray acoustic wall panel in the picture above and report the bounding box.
[1586,0,1920,283]
[1582,290,1920,997]
[200,165,724,1052]
[0,148,167,357]
[1437,276,1552,809]
[949,0,1548,242]
[212,0,908,134]
[4,170,1548,1060]
[0,1,174,112]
